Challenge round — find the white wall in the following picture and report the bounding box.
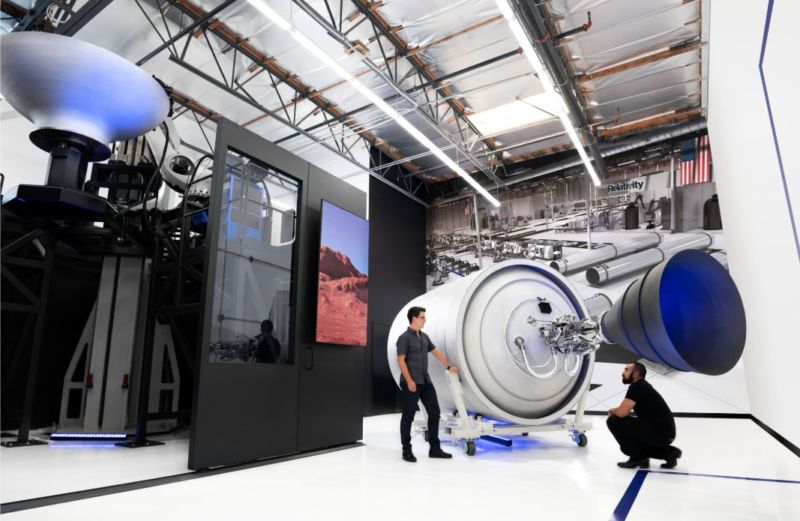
[707,0,800,447]
[0,103,49,189]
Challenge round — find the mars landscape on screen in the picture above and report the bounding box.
[316,201,369,346]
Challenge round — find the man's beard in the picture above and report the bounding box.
[622,375,633,384]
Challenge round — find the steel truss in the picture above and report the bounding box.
[294,0,508,188]
[132,0,429,205]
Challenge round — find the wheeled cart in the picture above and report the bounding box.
[415,372,592,456]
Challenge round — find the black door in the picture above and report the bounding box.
[189,119,308,469]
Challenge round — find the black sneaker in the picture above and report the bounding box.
[402,452,417,463]
[661,447,682,469]
[429,447,452,459]
[617,458,649,469]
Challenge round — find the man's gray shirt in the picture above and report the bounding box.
[396,327,435,384]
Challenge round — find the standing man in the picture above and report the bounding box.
[607,362,682,469]
[396,306,459,462]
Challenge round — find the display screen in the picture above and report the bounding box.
[315,200,369,346]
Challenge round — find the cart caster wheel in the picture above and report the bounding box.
[465,441,476,456]
[423,430,430,442]
[576,433,588,447]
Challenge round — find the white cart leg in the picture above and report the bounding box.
[574,387,589,426]
[446,371,470,420]
[570,388,591,447]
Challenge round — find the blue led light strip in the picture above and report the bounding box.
[50,433,128,439]
[759,0,800,262]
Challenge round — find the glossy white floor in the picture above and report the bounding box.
[1,414,798,520]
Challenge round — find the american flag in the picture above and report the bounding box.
[679,135,713,185]
[679,138,696,186]
[695,134,711,183]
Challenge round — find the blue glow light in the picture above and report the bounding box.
[50,432,127,439]
[49,442,119,449]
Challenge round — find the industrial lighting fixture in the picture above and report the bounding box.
[495,0,601,187]
[246,0,501,207]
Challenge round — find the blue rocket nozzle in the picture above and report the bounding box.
[601,250,746,375]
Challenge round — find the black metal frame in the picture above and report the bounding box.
[0,221,56,446]
[120,158,212,447]
[130,0,428,206]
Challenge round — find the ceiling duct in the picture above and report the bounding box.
[434,118,706,204]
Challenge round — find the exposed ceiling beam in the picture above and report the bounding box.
[270,49,521,147]
[10,0,56,31]
[164,0,422,175]
[293,0,505,192]
[242,14,509,130]
[576,40,701,83]
[0,0,27,20]
[504,143,573,165]
[168,85,430,206]
[6,0,113,35]
[513,0,608,180]
[55,0,115,36]
[598,108,701,138]
[169,88,219,122]
[349,0,507,168]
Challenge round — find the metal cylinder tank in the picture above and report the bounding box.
[586,233,712,286]
[388,260,594,426]
[550,232,661,274]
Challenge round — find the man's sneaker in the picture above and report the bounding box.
[402,451,417,463]
[428,447,453,459]
[617,458,649,469]
[661,447,682,469]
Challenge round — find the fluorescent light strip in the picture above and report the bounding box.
[495,0,601,187]
[247,0,501,207]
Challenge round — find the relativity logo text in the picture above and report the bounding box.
[607,180,644,193]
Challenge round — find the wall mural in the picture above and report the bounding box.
[421,152,748,414]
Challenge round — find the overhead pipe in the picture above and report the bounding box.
[553,12,592,41]
[586,232,712,286]
[505,119,708,186]
[435,119,708,206]
[550,232,662,274]
[511,1,607,179]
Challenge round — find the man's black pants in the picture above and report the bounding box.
[400,380,441,452]
[607,415,675,460]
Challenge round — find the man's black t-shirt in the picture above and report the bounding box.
[625,379,675,435]
[255,335,281,363]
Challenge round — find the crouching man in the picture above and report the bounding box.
[607,362,682,469]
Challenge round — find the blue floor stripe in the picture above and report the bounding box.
[610,469,648,521]
[609,469,800,520]
[648,470,800,485]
